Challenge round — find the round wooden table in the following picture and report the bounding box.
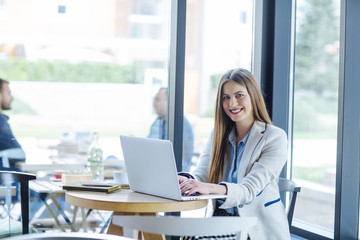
[66,189,208,239]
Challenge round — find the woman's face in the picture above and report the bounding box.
[153,89,167,119]
[221,81,254,125]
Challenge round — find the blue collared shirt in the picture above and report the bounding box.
[147,117,194,172]
[223,128,250,183]
[217,128,250,215]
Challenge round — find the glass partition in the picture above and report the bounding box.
[183,0,254,175]
[292,0,340,235]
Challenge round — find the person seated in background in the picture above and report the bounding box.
[148,87,194,172]
[0,78,25,170]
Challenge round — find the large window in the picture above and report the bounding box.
[292,0,340,235]
[0,0,171,165]
[182,0,253,176]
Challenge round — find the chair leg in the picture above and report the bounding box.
[20,181,30,234]
[287,192,298,226]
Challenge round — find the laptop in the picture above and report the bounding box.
[120,135,227,201]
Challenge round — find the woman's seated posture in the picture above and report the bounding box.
[179,68,291,240]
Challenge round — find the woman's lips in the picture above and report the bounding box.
[230,108,242,114]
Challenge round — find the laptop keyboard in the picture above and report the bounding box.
[182,191,200,197]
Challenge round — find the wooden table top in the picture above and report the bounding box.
[65,189,208,213]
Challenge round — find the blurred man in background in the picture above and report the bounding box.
[0,78,25,170]
[148,87,194,171]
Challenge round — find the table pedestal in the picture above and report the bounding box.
[108,212,164,240]
[65,189,207,240]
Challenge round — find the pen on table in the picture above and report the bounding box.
[82,184,114,187]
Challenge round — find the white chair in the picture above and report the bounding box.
[3,232,130,240]
[112,216,257,240]
[278,177,301,227]
[0,148,26,169]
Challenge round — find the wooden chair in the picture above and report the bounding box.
[278,177,301,226]
[0,171,36,236]
[112,215,257,240]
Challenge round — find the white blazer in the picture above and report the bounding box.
[192,121,291,240]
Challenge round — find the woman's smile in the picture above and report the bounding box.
[229,108,243,114]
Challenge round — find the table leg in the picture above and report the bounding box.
[107,212,131,235]
[138,213,165,240]
[100,212,113,233]
[38,193,66,232]
[81,208,87,232]
[72,206,79,225]
[107,212,165,240]
[48,194,76,231]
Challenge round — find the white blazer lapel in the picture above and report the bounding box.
[237,121,266,179]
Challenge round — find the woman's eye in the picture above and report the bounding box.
[222,96,230,100]
[236,94,243,98]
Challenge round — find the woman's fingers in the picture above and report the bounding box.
[180,179,209,195]
[178,176,188,184]
[179,179,197,194]
[180,179,227,196]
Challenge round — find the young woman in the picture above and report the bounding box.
[179,68,290,240]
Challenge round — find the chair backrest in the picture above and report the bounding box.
[3,232,130,240]
[112,216,257,240]
[278,177,301,227]
[0,148,26,168]
[0,171,36,234]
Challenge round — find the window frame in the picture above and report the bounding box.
[334,0,360,239]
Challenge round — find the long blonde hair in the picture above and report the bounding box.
[208,68,272,183]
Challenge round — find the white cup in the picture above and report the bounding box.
[113,170,129,184]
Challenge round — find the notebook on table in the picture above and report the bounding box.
[62,182,121,193]
[120,135,227,201]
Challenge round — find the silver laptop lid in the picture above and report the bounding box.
[120,135,183,200]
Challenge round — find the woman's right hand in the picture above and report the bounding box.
[179,178,227,196]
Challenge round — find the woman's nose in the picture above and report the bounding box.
[230,97,237,106]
